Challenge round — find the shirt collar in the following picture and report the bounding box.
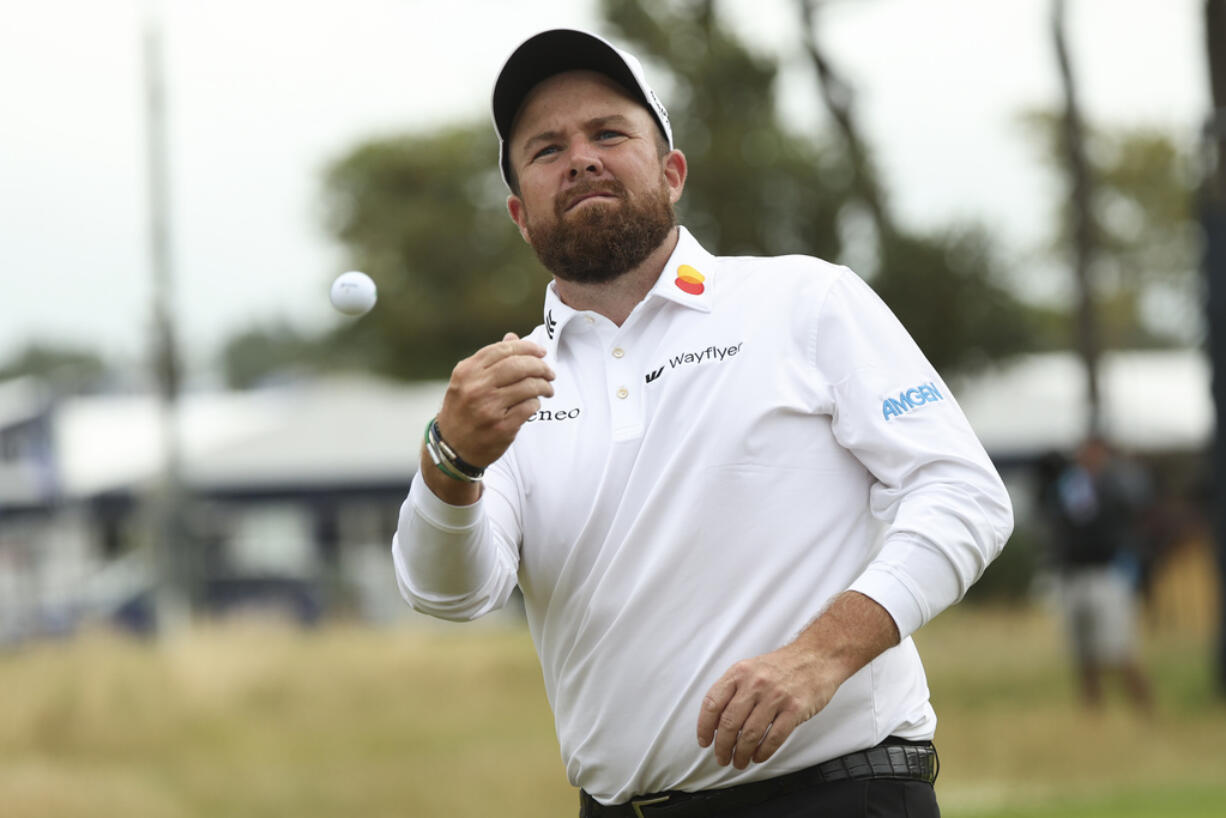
[540,289,576,356]
[539,226,716,354]
[646,226,716,312]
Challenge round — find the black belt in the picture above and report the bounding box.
[580,739,939,818]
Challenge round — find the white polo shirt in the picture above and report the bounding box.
[393,226,1013,805]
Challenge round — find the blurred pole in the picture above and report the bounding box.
[143,2,189,634]
[1204,0,1226,696]
[1052,0,1103,437]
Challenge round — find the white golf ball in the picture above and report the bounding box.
[330,271,377,316]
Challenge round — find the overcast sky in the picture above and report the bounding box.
[0,0,1208,377]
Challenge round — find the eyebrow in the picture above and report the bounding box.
[519,115,636,157]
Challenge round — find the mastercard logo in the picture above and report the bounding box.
[675,264,705,295]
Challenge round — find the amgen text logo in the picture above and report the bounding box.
[881,382,945,421]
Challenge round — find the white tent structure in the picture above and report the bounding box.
[954,349,1212,461]
[48,376,446,499]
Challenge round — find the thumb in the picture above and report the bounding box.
[503,332,519,342]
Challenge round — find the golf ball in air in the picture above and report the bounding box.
[330,271,377,316]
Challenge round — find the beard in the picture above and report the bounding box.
[524,176,676,285]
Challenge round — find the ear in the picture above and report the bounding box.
[663,149,687,205]
[506,195,531,244]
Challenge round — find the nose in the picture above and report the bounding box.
[567,138,603,179]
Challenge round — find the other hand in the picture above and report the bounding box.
[696,643,839,770]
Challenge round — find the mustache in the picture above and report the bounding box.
[559,180,628,213]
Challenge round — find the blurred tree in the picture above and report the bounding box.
[601,0,848,259]
[0,343,107,389]
[792,0,1035,375]
[321,125,547,380]
[870,228,1036,375]
[1022,112,1200,350]
[1051,0,1103,433]
[220,323,326,389]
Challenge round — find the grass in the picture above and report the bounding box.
[917,607,1226,817]
[0,606,1222,817]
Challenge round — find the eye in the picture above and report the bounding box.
[532,144,561,160]
[596,129,625,141]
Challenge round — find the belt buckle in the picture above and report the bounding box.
[630,795,670,818]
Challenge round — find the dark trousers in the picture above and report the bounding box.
[702,778,939,817]
[579,739,940,818]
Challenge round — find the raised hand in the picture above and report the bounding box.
[422,332,555,502]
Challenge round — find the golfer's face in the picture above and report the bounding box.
[508,71,668,229]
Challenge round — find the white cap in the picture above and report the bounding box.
[491,28,673,190]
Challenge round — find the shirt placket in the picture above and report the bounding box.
[590,318,644,442]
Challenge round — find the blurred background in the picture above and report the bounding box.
[0,0,1222,816]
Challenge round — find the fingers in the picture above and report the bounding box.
[488,354,555,391]
[712,691,756,768]
[499,377,555,407]
[697,653,824,769]
[699,682,798,769]
[752,710,799,764]
[475,335,548,367]
[504,395,542,425]
[436,331,556,468]
[698,671,761,769]
[731,702,779,769]
[699,671,761,767]
[449,336,554,407]
[697,676,736,750]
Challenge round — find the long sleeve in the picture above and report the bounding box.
[391,460,523,621]
[814,270,1014,639]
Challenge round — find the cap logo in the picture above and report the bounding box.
[647,88,670,129]
[675,265,705,295]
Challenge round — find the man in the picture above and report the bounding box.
[393,28,1013,817]
[1047,437,1154,712]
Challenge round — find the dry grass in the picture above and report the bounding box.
[0,607,1222,817]
[0,620,574,818]
[918,606,1226,816]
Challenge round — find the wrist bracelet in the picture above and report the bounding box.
[423,419,479,483]
[431,420,486,479]
[423,418,485,483]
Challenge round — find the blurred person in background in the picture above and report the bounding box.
[392,28,1013,818]
[1042,436,1155,712]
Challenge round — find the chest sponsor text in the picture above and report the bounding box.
[526,406,581,423]
[646,342,744,383]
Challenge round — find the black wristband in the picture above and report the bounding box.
[430,419,486,479]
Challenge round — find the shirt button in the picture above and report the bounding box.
[616,387,629,399]
[585,316,595,324]
[612,347,625,359]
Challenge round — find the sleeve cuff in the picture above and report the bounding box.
[409,469,484,532]
[847,563,929,641]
